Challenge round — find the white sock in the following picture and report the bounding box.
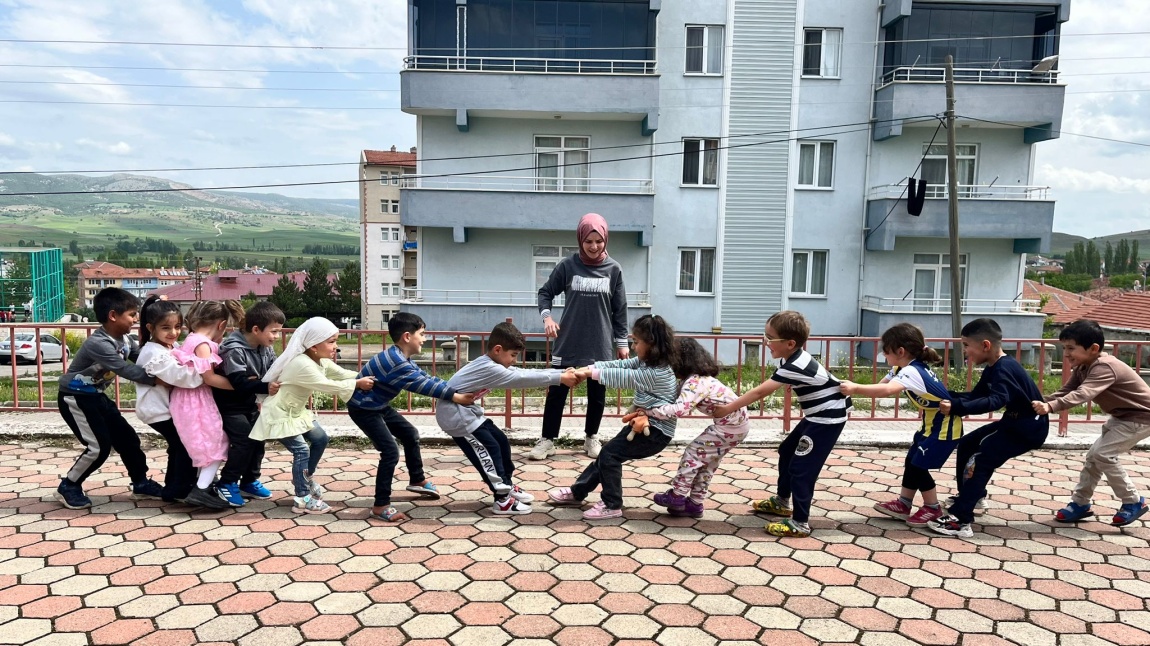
[197,461,222,489]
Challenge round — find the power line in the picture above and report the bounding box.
[865,120,946,243]
[954,115,1150,148]
[0,80,399,92]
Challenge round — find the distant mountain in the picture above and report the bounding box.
[1051,230,1150,257]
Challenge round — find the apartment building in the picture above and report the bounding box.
[393,0,1068,341]
[360,147,419,330]
[75,262,192,308]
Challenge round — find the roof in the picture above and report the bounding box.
[75,261,191,280]
[1023,280,1102,318]
[363,149,417,168]
[151,271,306,301]
[1050,291,1150,331]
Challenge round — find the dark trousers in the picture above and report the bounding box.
[542,364,606,439]
[950,417,1047,523]
[148,420,196,500]
[347,404,427,507]
[903,433,936,493]
[777,419,844,523]
[218,409,266,486]
[58,392,149,486]
[453,419,515,498]
[572,424,673,510]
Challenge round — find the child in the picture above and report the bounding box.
[1033,319,1150,526]
[646,337,750,519]
[436,321,579,517]
[928,318,1049,538]
[347,312,475,522]
[212,301,285,507]
[840,323,961,527]
[714,310,852,538]
[548,314,679,520]
[55,288,165,509]
[168,300,245,509]
[251,317,374,513]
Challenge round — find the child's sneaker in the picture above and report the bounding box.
[653,489,687,512]
[670,499,704,519]
[130,479,164,500]
[874,498,912,520]
[582,501,623,520]
[509,485,534,503]
[493,496,533,515]
[1055,501,1094,523]
[766,518,811,537]
[927,514,974,538]
[306,477,325,500]
[751,495,792,517]
[239,480,273,500]
[945,495,987,516]
[186,485,231,510]
[1113,497,1148,527]
[547,487,582,505]
[907,505,945,527]
[370,506,408,522]
[405,481,441,499]
[56,479,92,510]
[293,495,332,514]
[216,482,246,507]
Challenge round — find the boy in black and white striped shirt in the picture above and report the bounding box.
[716,311,851,537]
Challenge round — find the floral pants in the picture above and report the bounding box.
[671,421,751,503]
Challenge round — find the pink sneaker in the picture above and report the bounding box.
[547,487,581,505]
[907,505,945,527]
[582,501,623,520]
[874,498,912,520]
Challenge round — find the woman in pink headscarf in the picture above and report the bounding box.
[533,213,630,460]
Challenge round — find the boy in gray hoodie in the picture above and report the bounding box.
[436,322,579,515]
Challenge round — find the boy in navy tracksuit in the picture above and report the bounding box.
[928,318,1049,538]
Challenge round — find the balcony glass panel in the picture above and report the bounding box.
[883,5,1060,73]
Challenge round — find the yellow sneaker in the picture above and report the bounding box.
[766,518,811,538]
[751,495,793,517]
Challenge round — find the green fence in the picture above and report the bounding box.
[0,247,65,322]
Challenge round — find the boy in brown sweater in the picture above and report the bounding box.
[1033,319,1150,526]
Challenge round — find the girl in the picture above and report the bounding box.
[547,315,679,520]
[840,323,962,527]
[168,299,245,509]
[250,317,374,514]
[534,212,630,461]
[136,296,233,507]
[645,337,750,519]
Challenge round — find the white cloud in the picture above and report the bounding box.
[0,132,14,146]
[75,139,133,155]
[1039,165,1150,195]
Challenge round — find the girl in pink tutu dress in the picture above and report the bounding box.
[169,299,246,507]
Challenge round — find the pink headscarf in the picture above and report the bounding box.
[577,212,609,266]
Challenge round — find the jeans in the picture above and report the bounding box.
[571,424,672,510]
[347,404,427,507]
[278,421,330,498]
[541,363,606,439]
[218,409,266,486]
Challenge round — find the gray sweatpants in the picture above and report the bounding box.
[1072,417,1150,506]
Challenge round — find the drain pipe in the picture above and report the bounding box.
[857,2,886,337]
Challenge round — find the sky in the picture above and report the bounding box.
[0,0,1146,238]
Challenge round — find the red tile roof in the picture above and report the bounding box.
[150,271,310,302]
[363,149,416,168]
[1050,291,1150,331]
[75,261,191,281]
[1023,280,1102,317]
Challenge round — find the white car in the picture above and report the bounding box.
[0,333,64,364]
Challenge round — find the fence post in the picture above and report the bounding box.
[505,317,514,429]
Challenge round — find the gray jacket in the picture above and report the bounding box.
[59,328,154,395]
[436,355,563,437]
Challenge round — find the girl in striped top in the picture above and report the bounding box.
[548,315,679,520]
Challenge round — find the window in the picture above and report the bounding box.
[912,253,968,311]
[682,138,719,186]
[678,248,716,295]
[381,282,400,298]
[685,25,724,75]
[921,144,978,197]
[379,171,400,185]
[533,245,580,291]
[535,136,589,192]
[791,250,828,297]
[381,227,400,242]
[802,28,843,78]
[797,141,835,188]
[380,255,399,270]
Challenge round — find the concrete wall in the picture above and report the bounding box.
[861,237,1024,302]
[361,163,406,329]
[865,197,1055,252]
[875,83,1066,140]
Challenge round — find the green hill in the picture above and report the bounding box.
[1050,230,1149,259]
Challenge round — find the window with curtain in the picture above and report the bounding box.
[678,248,716,295]
[797,141,835,188]
[685,25,724,74]
[682,138,719,186]
[791,250,828,296]
[921,144,978,197]
[535,136,590,192]
[802,28,842,78]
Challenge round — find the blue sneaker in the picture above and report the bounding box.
[55,479,92,510]
[217,482,245,507]
[239,480,272,500]
[130,479,164,500]
[405,481,440,499]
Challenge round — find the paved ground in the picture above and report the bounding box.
[1,443,1149,646]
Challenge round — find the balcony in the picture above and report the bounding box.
[865,183,1055,253]
[873,66,1065,142]
[860,296,1046,343]
[401,55,659,134]
[400,175,655,244]
[400,289,651,335]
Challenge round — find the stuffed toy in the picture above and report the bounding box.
[621,410,650,441]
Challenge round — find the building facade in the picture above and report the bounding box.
[393,0,1068,340]
[360,148,419,330]
[76,262,191,308]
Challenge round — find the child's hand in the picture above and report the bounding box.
[939,400,952,414]
[356,376,375,391]
[268,381,281,396]
[560,369,580,388]
[453,392,476,406]
[1032,400,1051,415]
[839,380,858,395]
[576,366,595,381]
[621,410,647,424]
[713,403,735,419]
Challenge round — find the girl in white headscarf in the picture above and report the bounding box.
[251,317,375,513]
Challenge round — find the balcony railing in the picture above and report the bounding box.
[879,66,1060,88]
[860,296,1040,314]
[401,175,654,195]
[401,289,650,307]
[404,55,657,75]
[868,183,1051,201]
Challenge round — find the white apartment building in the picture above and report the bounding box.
[359,147,419,330]
[392,0,1068,341]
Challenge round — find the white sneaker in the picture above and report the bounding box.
[584,435,602,459]
[509,485,535,503]
[529,438,556,461]
[493,497,533,515]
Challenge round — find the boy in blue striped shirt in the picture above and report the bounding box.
[717,311,851,537]
[347,313,475,522]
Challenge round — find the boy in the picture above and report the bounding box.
[347,312,475,522]
[212,301,285,507]
[437,321,579,515]
[715,311,852,538]
[928,318,1049,538]
[56,287,163,509]
[1033,319,1150,526]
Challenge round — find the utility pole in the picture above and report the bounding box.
[193,256,203,302]
[944,55,963,340]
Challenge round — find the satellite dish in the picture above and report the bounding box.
[1032,55,1059,73]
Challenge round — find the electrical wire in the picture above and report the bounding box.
[954,115,1150,148]
[864,120,946,243]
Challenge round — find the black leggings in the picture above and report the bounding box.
[902,458,936,493]
[541,365,606,439]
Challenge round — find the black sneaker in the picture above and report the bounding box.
[130,479,164,500]
[927,514,974,538]
[55,479,92,510]
[185,485,232,510]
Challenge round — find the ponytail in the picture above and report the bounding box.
[223,300,246,329]
[632,314,677,368]
[881,322,940,365]
[139,295,182,346]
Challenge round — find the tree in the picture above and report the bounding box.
[1116,239,1130,276]
[269,274,305,319]
[333,260,361,317]
[1132,240,1141,274]
[301,258,333,316]
[1104,241,1114,276]
[240,290,260,314]
[68,240,80,257]
[1085,240,1101,277]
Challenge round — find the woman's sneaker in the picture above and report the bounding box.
[293,495,332,514]
[874,498,912,520]
[582,501,623,520]
[405,481,441,499]
[766,518,811,538]
[751,495,792,517]
[927,514,974,538]
[1113,497,1148,527]
[216,482,246,507]
[907,505,945,527]
[239,481,273,500]
[493,496,533,515]
[509,485,534,503]
[945,495,987,516]
[186,486,231,510]
[529,439,556,461]
[584,435,602,459]
[56,479,92,510]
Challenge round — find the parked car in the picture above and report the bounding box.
[0,333,64,364]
